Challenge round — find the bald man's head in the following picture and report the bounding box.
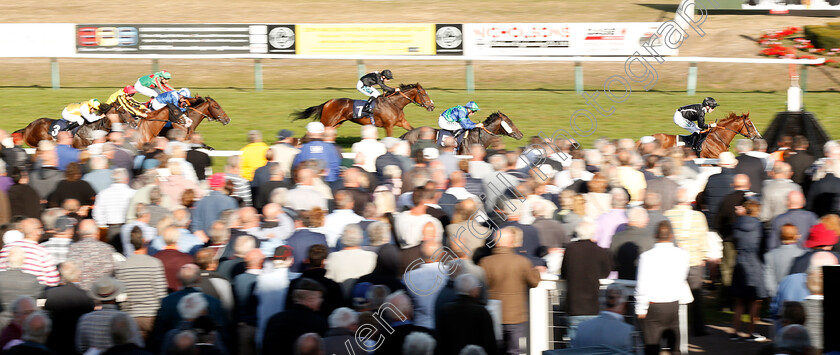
[787,190,806,210]
[733,174,750,190]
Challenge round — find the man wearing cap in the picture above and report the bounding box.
[270,129,299,181]
[76,277,143,354]
[239,130,269,182]
[293,122,342,190]
[39,216,76,264]
[190,173,238,243]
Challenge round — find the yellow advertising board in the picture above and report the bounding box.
[296,24,436,55]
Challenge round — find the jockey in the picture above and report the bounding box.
[61,99,104,132]
[106,85,148,118]
[438,101,484,147]
[674,97,719,153]
[357,69,396,115]
[133,70,175,98]
[150,88,193,127]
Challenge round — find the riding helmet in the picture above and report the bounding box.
[157,70,172,80]
[465,101,480,111]
[123,85,137,95]
[381,70,393,80]
[702,97,719,108]
[88,99,101,110]
[178,88,192,98]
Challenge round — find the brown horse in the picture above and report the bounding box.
[652,112,762,158]
[401,111,524,154]
[291,83,435,137]
[14,105,134,148]
[172,96,231,135]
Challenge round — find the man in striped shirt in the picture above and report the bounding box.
[115,225,168,341]
[0,218,59,286]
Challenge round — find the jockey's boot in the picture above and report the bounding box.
[362,97,374,116]
[692,134,703,156]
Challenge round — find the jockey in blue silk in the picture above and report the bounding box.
[150,88,194,127]
[438,101,484,147]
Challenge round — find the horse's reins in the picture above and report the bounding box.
[395,90,429,109]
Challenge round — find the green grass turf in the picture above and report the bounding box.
[1,87,836,170]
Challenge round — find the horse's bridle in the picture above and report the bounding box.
[395,90,430,110]
[713,116,758,140]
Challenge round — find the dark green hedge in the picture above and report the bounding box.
[804,25,840,50]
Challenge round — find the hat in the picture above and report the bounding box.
[276,129,294,140]
[88,276,125,302]
[382,137,400,150]
[640,136,655,144]
[306,122,325,134]
[272,245,293,260]
[805,223,839,249]
[54,216,76,233]
[422,147,439,160]
[209,173,226,189]
[717,152,738,168]
[91,130,108,141]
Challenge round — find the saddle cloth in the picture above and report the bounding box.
[49,119,81,138]
[352,100,377,119]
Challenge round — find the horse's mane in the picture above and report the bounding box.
[482,111,506,124]
[398,83,420,90]
[717,112,748,125]
[192,96,208,105]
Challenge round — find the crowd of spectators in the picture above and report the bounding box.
[0,122,835,355]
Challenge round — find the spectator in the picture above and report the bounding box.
[771,324,812,355]
[8,168,41,219]
[730,200,768,341]
[294,332,325,355]
[322,190,365,249]
[191,173,238,243]
[480,226,541,354]
[769,191,818,251]
[67,219,117,291]
[446,198,492,257]
[48,162,96,209]
[293,122,342,190]
[734,139,767,196]
[764,224,806,297]
[224,155,253,207]
[92,168,136,253]
[375,291,434,355]
[255,164,289,211]
[436,274,498,355]
[786,135,815,187]
[115,226,168,341]
[150,264,227,353]
[38,216,74,264]
[233,248,263,355]
[594,188,629,249]
[0,246,42,324]
[185,133,212,181]
[701,151,738,227]
[153,226,194,292]
[497,198,546,267]
[0,296,36,350]
[715,173,752,303]
[357,243,406,293]
[285,207,329,273]
[76,277,144,354]
[101,313,154,355]
[806,157,840,216]
[403,221,447,331]
[788,223,840,275]
[29,143,63,203]
[262,278,328,355]
[403,331,436,355]
[351,125,386,173]
[43,261,94,354]
[285,168,329,212]
[325,224,377,283]
[635,220,691,355]
[561,221,613,339]
[286,244,344,320]
[322,307,370,355]
[269,129,299,180]
[255,245,297,351]
[0,218,59,286]
[240,130,270,181]
[4,311,53,355]
[82,155,113,194]
[571,284,634,351]
[120,204,157,255]
[610,207,653,280]
[760,162,802,223]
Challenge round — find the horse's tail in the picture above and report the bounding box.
[290,104,324,122]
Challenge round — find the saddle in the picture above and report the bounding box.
[678,132,708,154]
[352,99,377,119]
[49,120,81,138]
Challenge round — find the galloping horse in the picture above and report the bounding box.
[13,105,134,148]
[291,83,435,137]
[148,96,231,138]
[401,111,525,155]
[652,112,762,158]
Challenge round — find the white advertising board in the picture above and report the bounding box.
[0,23,76,57]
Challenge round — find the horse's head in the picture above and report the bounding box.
[719,112,761,140]
[400,83,435,111]
[204,97,231,125]
[740,113,762,140]
[485,111,524,140]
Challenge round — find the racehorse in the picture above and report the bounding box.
[291,83,435,137]
[401,111,524,155]
[151,96,231,138]
[13,105,134,149]
[652,112,762,158]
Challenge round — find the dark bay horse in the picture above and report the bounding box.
[155,96,231,138]
[401,111,525,154]
[652,112,762,158]
[291,83,435,137]
[14,105,134,148]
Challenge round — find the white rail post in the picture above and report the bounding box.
[575,61,583,94]
[357,60,366,79]
[687,62,698,96]
[466,60,475,93]
[50,58,60,90]
[151,59,159,73]
[254,59,263,92]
